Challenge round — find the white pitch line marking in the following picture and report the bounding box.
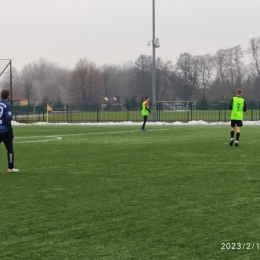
[15,134,85,139]
[86,129,170,135]
[15,129,169,138]
[14,129,170,143]
[14,137,62,144]
[225,141,255,144]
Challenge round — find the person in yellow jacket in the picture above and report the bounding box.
[229,89,247,147]
[141,96,151,131]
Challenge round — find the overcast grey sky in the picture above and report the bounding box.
[1,0,260,70]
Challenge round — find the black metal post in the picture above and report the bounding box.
[10,60,12,108]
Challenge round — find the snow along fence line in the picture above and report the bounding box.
[11,120,260,126]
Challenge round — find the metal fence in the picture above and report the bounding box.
[12,101,260,123]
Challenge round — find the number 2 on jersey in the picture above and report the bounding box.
[0,106,3,118]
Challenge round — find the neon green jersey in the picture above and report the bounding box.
[141,100,149,116]
[230,96,246,120]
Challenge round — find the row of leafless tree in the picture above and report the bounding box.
[1,37,260,105]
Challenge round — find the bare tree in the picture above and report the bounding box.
[156,58,173,100]
[129,55,152,99]
[20,66,37,104]
[20,59,64,103]
[225,48,235,91]
[247,37,260,77]
[212,46,244,97]
[213,49,228,82]
[70,58,103,105]
[197,54,214,98]
[175,53,199,100]
[116,61,132,101]
[246,38,260,98]
[100,64,117,97]
[233,45,244,78]
[224,46,244,93]
[22,80,37,105]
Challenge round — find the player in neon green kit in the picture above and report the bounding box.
[229,89,247,147]
[141,96,151,131]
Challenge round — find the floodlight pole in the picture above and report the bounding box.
[152,0,157,121]
[10,60,13,108]
[0,59,12,108]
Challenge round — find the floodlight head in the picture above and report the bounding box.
[154,38,159,45]
[154,38,160,48]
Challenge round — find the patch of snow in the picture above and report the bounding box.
[11,120,260,126]
[12,121,28,126]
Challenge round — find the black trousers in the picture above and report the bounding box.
[0,130,14,169]
[142,116,148,129]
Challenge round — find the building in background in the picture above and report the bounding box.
[12,95,28,106]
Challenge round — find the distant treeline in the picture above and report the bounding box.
[1,37,260,105]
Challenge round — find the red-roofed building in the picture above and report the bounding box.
[12,95,28,106]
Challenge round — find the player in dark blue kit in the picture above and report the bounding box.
[0,90,19,172]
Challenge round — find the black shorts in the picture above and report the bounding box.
[231,120,243,127]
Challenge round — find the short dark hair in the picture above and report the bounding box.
[237,89,243,95]
[1,89,10,100]
[145,96,149,100]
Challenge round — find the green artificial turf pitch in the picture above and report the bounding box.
[1,125,260,260]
